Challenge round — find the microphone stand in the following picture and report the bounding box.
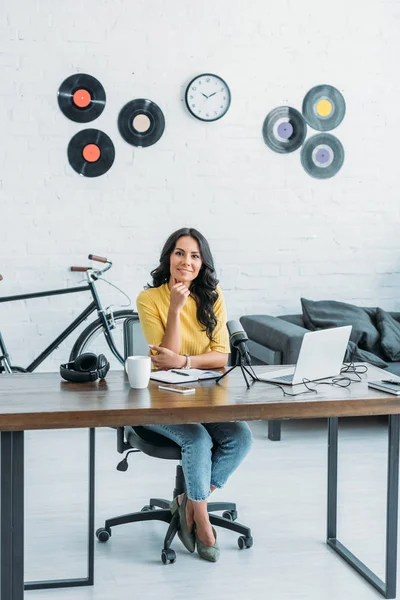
[215,351,258,389]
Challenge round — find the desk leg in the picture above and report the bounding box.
[24,427,95,590]
[1,431,24,600]
[268,420,281,441]
[327,415,399,599]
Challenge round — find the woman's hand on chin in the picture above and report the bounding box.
[169,279,190,313]
[149,345,186,370]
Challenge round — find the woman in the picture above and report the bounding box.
[136,227,252,562]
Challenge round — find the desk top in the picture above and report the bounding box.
[0,366,399,431]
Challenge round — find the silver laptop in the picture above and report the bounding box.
[259,325,352,386]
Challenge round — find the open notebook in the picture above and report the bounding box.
[150,368,221,385]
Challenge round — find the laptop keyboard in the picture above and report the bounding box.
[270,374,294,383]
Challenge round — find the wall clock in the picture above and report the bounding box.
[185,73,231,122]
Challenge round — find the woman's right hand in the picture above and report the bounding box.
[169,279,190,313]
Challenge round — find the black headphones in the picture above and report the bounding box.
[60,353,110,383]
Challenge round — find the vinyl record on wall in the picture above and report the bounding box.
[67,129,115,177]
[58,74,106,123]
[300,133,344,179]
[117,99,165,148]
[262,107,307,153]
[302,85,346,131]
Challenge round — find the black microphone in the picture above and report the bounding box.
[227,320,252,366]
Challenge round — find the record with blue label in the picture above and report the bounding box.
[300,133,344,179]
[262,106,307,153]
[302,85,346,131]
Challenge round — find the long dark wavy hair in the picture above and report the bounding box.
[148,228,219,342]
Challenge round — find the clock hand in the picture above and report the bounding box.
[201,93,209,99]
[208,92,217,98]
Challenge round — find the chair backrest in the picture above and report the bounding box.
[123,315,149,358]
[122,315,181,460]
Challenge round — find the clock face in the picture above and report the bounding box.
[185,74,231,122]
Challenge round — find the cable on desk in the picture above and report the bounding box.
[252,361,369,397]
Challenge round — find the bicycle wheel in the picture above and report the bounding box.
[69,310,148,370]
[0,365,28,374]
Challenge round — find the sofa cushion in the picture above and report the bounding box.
[376,308,400,361]
[345,341,388,368]
[301,298,380,353]
[386,362,400,376]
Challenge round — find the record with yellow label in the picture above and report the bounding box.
[302,85,345,131]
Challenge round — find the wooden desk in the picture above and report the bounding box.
[1,366,399,600]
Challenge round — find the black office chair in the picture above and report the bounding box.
[95,317,253,564]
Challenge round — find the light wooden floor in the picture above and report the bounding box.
[24,417,393,599]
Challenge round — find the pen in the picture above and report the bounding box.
[171,370,190,376]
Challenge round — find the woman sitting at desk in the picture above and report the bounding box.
[136,227,252,563]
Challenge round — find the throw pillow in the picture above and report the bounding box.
[301,298,380,352]
[345,341,388,368]
[376,308,400,361]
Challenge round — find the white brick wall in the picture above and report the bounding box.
[1,0,399,370]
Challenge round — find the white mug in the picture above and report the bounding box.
[125,356,151,389]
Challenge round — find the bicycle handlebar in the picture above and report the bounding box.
[70,254,112,276]
[88,254,108,263]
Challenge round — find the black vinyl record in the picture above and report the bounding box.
[67,129,115,177]
[262,106,307,153]
[58,74,106,123]
[300,133,344,179]
[118,99,165,148]
[302,85,346,131]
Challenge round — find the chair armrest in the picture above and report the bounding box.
[240,315,308,364]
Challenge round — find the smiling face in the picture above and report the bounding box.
[169,236,203,286]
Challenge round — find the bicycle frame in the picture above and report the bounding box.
[0,278,125,373]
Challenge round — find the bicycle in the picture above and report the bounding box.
[0,254,144,374]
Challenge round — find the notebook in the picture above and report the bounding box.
[150,368,221,385]
[368,380,400,396]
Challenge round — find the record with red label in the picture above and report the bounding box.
[67,129,115,177]
[118,99,165,147]
[300,133,344,179]
[58,74,106,123]
[262,106,307,153]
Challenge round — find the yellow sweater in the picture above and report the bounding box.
[136,284,230,356]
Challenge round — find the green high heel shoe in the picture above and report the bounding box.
[170,493,195,553]
[195,526,220,562]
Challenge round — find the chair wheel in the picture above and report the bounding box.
[161,549,176,564]
[222,510,238,521]
[96,527,111,542]
[141,505,154,512]
[238,535,253,549]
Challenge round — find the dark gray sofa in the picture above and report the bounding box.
[240,311,400,441]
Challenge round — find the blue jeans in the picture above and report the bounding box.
[144,421,253,502]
